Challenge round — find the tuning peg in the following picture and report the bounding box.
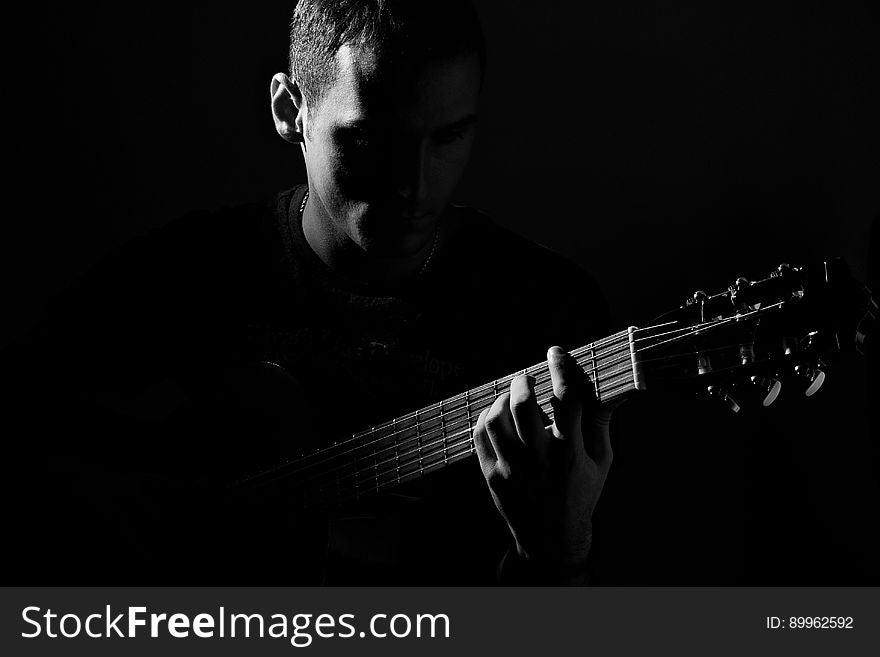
[751,375,782,407]
[804,368,826,397]
[708,385,741,413]
[795,363,826,397]
[688,291,710,322]
[729,277,753,310]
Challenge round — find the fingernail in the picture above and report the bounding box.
[547,346,566,360]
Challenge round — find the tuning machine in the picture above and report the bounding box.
[795,363,826,397]
[750,375,782,407]
[773,263,792,278]
[730,276,752,311]
[793,331,827,397]
[707,384,742,413]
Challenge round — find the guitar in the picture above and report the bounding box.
[230,258,875,517]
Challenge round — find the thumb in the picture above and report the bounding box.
[547,346,584,440]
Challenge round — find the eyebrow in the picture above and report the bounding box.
[337,119,373,130]
[337,114,479,132]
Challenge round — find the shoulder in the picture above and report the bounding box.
[38,190,298,341]
[91,189,296,289]
[151,190,292,261]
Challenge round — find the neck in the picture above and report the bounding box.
[233,327,643,512]
[301,190,449,288]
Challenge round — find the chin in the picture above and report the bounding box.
[351,208,432,253]
[360,223,433,259]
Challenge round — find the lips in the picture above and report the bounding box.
[400,212,432,223]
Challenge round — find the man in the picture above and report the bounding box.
[4,0,612,584]
[270,0,613,584]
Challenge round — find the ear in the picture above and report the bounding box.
[270,73,306,144]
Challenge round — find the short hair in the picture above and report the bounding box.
[289,0,486,112]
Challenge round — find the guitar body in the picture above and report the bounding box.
[210,361,501,584]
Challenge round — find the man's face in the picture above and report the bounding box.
[301,44,481,258]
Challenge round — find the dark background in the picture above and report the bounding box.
[4,2,878,583]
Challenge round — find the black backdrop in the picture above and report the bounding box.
[4,2,878,583]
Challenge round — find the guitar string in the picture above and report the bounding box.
[245,310,788,502]
[246,358,660,498]
[301,436,478,510]
[296,373,653,504]
[313,378,638,497]
[233,338,633,486]
[296,337,771,505]
[382,328,764,470]
[233,333,630,471]
[244,336,764,496]
[234,318,734,490]
[630,302,783,354]
[241,337,752,499]
[238,315,737,484]
[235,353,633,491]
[240,319,699,483]
[622,340,762,368]
[347,333,632,441]
[237,310,773,492]
[247,380,580,499]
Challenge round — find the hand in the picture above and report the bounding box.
[473,346,613,575]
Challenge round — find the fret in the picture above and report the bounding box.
[393,418,401,486]
[352,450,362,501]
[440,403,448,464]
[628,325,646,391]
[416,409,423,474]
[372,428,379,494]
[589,343,599,402]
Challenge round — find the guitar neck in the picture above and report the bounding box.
[237,327,643,510]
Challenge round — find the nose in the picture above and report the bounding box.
[394,143,429,205]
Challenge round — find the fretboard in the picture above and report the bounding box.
[236,327,642,511]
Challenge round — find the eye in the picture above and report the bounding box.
[344,134,371,149]
[434,128,468,146]
[336,127,379,151]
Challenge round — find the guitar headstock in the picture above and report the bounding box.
[633,258,875,412]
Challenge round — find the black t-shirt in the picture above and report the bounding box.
[4,185,611,584]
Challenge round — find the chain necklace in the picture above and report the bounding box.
[417,222,440,278]
[298,188,309,221]
[298,190,438,279]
